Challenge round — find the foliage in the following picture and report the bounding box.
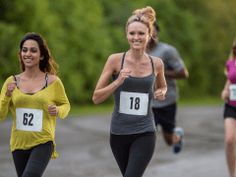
[0,0,236,104]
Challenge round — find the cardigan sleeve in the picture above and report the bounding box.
[54,78,70,119]
[0,76,13,121]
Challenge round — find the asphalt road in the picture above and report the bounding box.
[0,105,229,177]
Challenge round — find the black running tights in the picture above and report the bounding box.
[110,132,156,177]
[12,141,53,177]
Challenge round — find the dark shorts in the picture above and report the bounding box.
[152,103,177,133]
[224,103,236,119]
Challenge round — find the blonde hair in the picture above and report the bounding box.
[126,6,156,36]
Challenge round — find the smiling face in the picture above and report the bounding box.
[19,39,42,70]
[126,21,150,50]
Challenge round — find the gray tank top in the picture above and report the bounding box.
[111,52,156,135]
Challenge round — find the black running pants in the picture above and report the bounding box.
[12,141,53,177]
[110,132,156,177]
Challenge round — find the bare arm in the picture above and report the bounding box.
[221,79,230,101]
[92,54,131,104]
[154,58,167,100]
[0,77,16,120]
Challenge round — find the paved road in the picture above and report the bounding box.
[0,105,229,177]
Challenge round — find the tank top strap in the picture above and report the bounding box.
[44,73,48,88]
[148,55,155,74]
[120,52,126,70]
[12,75,19,88]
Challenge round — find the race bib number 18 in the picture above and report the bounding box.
[16,108,43,132]
[119,91,149,115]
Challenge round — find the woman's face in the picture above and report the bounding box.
[20,39,42,69]
[126,21,150,50]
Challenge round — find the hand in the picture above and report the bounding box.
[154,89,166,100]
[48,104,58,116]
[117,68,131,84]
[6,82,16,97]
[221,89,229,101]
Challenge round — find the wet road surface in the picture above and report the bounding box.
[0,105,229,177]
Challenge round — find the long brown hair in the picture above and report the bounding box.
[19,32,58,75]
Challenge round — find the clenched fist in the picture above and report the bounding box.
[6,82,16,97]
[48,104,58,116]
[154,89,166,101]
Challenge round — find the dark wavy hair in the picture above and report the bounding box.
[19,32,58,74]
[146,21,160,52]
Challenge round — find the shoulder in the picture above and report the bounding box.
[159,42,175,49]
[227,58,234,63]
[105,52,125,71]
[4,75,16,84]
[48,76,66,90]
[6,75,15,82]
[166,45,179,56]
[226,59,235,67]
[150,56,164,69]
[47,74,58,85]
[107,52,124,63]
[158,42,178,54]
[1,75,16,88]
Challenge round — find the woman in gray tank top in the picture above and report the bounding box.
[92,6,167,177]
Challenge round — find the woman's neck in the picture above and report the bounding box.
[128,49,146,61]
[21,69,44,80]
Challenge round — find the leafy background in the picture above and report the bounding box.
[0,0,236,105]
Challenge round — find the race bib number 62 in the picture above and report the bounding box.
[119,91,149,115]
[16,108,43,132]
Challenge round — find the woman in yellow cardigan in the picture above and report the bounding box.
[0,32,70,177]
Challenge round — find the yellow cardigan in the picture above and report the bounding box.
[0,76,70,158]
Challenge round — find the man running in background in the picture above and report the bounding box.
[147,22,189,154]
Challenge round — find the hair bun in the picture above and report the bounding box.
[133,6,156,25]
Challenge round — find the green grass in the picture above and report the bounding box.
[69,97,224,116]
[69,103,113,117]
[179,97,223,106]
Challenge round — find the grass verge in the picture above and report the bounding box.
[70,97,224,116]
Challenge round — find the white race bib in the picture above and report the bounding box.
[229,84,236,101]
[16,108,43,132]
[119,91,149,115]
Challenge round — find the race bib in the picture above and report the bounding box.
[119,91,149,115]
[229,84,236,101]
[16,108,43,132]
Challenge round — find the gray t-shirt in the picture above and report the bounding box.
[149,42,186,108]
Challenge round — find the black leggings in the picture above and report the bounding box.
[110,132,156,177]
[12,141,53,177]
